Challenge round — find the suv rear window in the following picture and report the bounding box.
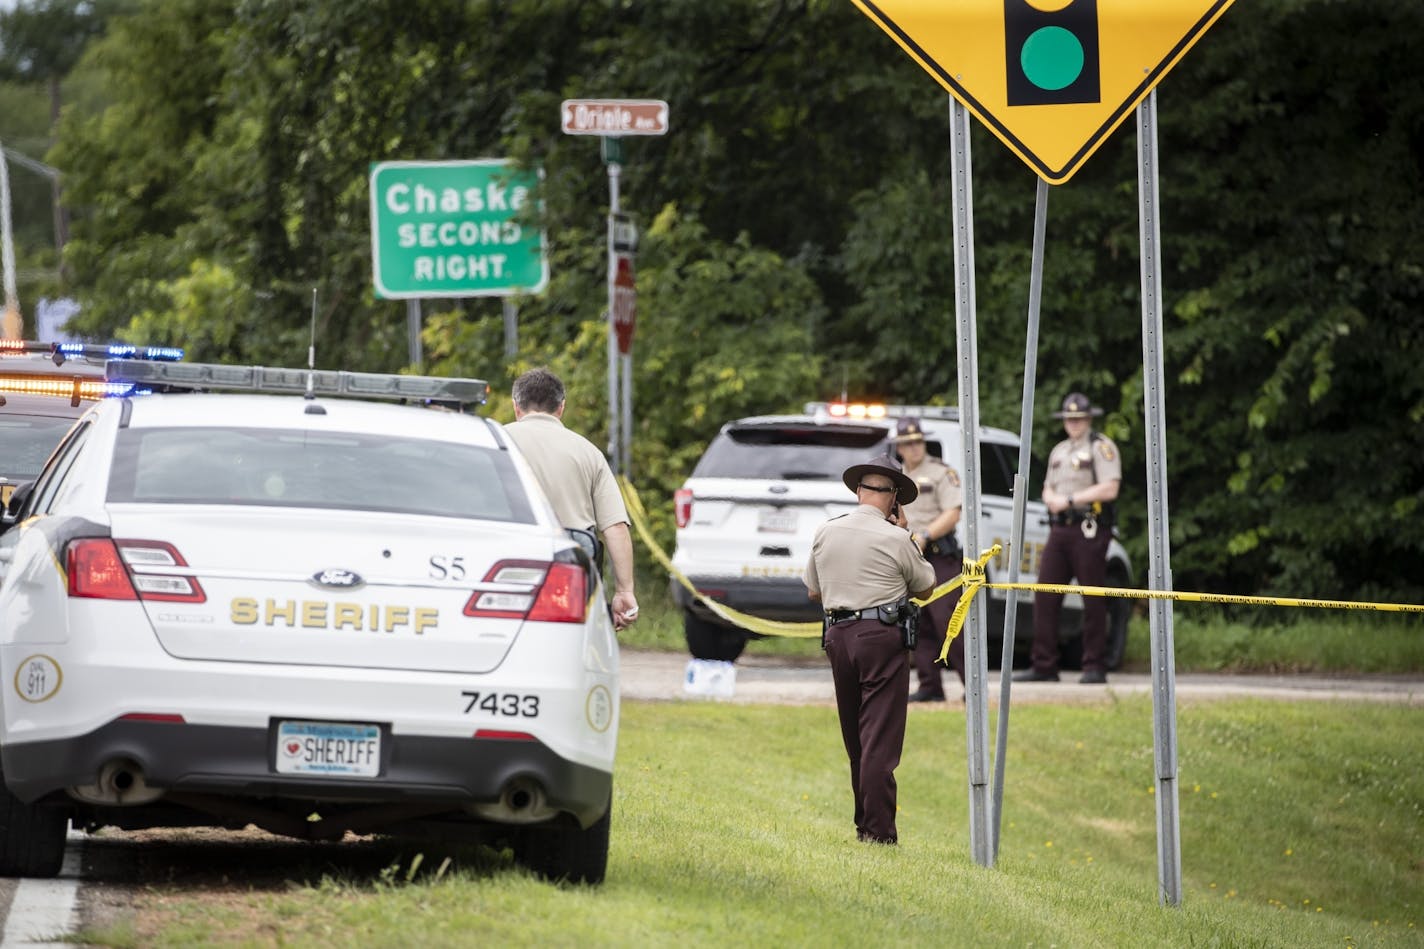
[692,424,889,480]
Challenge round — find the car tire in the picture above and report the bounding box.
[516,794,611,885]
[684,611,747,662]
[0,763,68,878]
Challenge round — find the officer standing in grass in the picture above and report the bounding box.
[506,367,639,631]
[893,417,966,702]
[1015,392,1121,684]
[805,453,935,845]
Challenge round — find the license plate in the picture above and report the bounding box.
[758,507,797,533]
[275,720,381,777]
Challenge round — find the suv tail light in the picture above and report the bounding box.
[674,488,693,528]
[67,539,206,602]
[464,561,588,624]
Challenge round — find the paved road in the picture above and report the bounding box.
[621,649,1424,706]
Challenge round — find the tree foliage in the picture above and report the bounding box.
[26,0,1424,602]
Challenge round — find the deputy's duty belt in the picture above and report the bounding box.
[824,607,876,624]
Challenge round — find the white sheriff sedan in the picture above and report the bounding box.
[0,361,619,883]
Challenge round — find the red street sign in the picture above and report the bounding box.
[612,255,636,355]
[562,99,669,136]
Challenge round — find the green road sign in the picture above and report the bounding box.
[369,160,548,299]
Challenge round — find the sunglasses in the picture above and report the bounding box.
[857,482,897,494]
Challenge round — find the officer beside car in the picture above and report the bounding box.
[805,453,935,845]
[893,417,966,702]
[1016,392,1121,684]
[506,367,639,630]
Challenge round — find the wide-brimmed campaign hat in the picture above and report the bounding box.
[1052,392,1104,419]
[842,452,919,505]
[893,416,926,443]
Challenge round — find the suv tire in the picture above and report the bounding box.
[684,612,747,662]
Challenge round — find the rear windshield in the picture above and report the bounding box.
[108,427,535,522]
[0,415,79,481]
[692,424,890,480]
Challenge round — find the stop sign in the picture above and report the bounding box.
[612,255,636,355]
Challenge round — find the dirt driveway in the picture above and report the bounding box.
[620,649,1424,706]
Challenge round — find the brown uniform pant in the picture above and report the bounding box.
[1031,522,1112,674]
[825,618,909,844]
[913,553,965,696]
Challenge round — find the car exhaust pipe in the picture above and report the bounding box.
[466,777,557,824]
[69,759,166,806]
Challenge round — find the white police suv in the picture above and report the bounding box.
[0,360,618,883]
[670,402,1133,667]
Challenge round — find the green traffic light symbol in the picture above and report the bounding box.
[1021,26,1084,91]
[1005,0,1100,106]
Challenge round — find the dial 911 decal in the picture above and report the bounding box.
[14,655,62,703]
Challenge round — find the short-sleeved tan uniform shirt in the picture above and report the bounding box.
[1044,430,1122,498]
[505,413,628,533]
[805,505,936,611]
[902,456,962,535]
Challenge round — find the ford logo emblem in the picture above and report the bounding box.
[312,569,363,589]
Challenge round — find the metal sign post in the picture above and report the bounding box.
[604,144,622,472]
[949,97,994,869]
[1137,89,1183,907]
[991,175,1049,860]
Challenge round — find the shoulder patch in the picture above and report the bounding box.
[1095,439,1116,463]
[947,468,961,487]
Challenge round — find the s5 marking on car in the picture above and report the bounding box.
[0,360,618,884]
[670,402,1133,668]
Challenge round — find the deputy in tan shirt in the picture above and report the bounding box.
[505,367,637,630]
[1016,392,1121,684]
[806,453,934,846]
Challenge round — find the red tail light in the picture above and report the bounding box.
[464,560,588,624]
[527,562,588,623]
[68,539,138,600]
[67,538,205,602]
[674,487,693,529]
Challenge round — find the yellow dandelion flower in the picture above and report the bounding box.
[1210,792,1218,799]
[1075,741,1084,750]
[1148,786,1156,795]
[1317,907,1323,913]
[1284,848,1293,856]
[1045,840,1054,848]
[1193,784,1201,793]
[1209,883,1217,889]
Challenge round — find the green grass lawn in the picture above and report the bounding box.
[95,696,1423,948]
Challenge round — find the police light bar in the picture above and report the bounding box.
[106,359,489,405]
[0,340,184,362]
[805,401,959,422]
[0,376,134,400]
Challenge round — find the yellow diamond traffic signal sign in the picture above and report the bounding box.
[853,0,1236,184]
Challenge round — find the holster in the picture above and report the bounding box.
[925,536,962,561]
[875,598,919,650]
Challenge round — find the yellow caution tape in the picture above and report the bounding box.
[617,478,1424,658]
[936,544,1424,665]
